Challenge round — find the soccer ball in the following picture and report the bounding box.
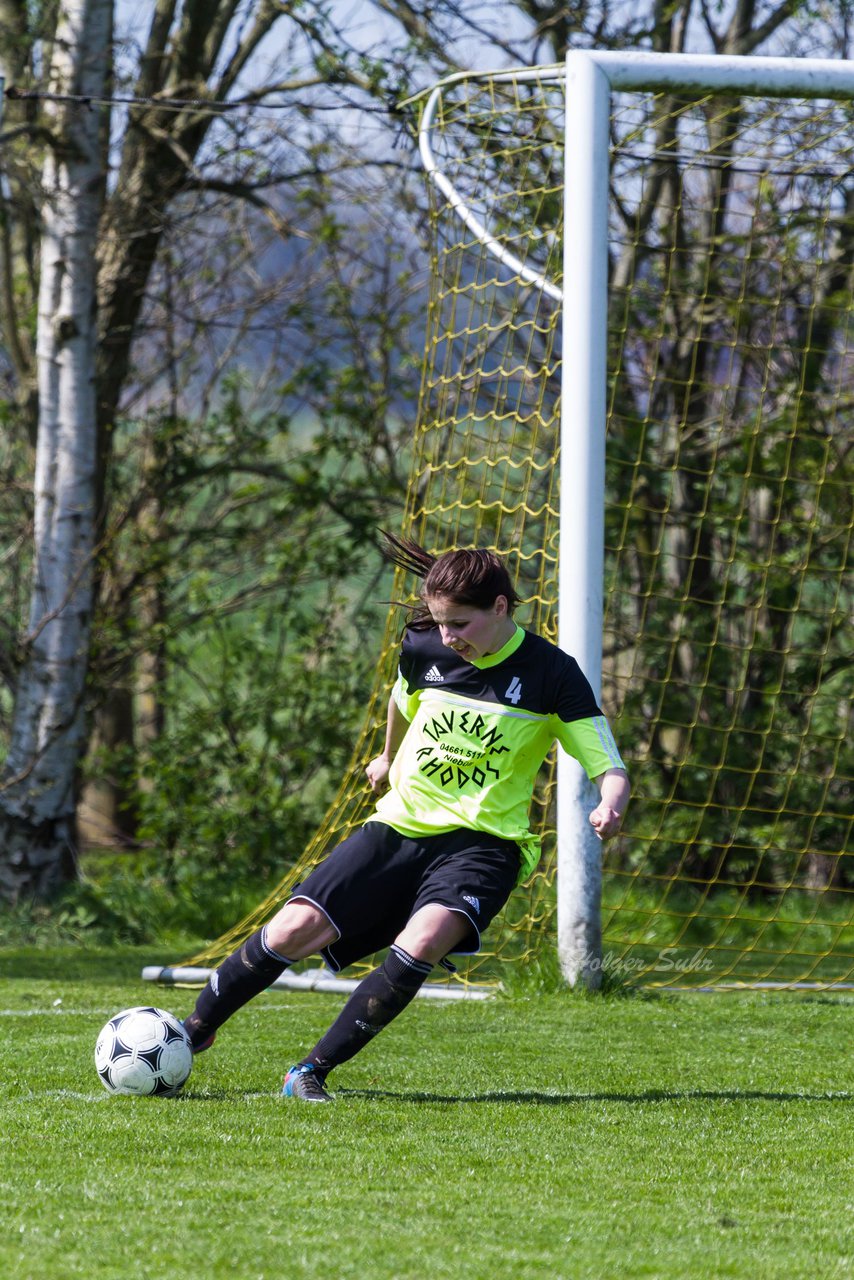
[95,1006,193,1097]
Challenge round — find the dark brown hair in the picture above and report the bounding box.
[381,531,521,627]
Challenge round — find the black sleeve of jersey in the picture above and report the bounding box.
[549,648,602,723]
[398,625,428,691]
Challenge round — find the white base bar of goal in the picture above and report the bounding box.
[695,982,854,993]
[141,965,497,1001]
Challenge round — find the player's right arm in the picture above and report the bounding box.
[365,632,423,794]
[365,694,410,793]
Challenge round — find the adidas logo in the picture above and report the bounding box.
[424,665,444,683]
[462,894,481,915]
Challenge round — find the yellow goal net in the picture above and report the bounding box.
[176,57,853,992]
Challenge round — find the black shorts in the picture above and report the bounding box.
[289,821,521,972]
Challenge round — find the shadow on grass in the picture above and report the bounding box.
[337,1087,852,1106]
[172,1083,852,1106]
[174,1088,285,1103]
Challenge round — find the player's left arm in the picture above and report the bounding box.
[589,767,630,840]
[548,649,630,838]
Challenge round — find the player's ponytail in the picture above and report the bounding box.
[379,532,437,581]
[379,530,521,630]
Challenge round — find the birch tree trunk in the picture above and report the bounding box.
[0,0,111,900]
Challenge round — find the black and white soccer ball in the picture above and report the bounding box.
[95,1006,193,1097]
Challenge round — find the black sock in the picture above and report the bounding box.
[302,944,433,1077]
[183,925,293,1047]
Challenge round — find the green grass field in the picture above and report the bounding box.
[2,945,852,1280]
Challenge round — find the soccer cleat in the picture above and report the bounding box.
[183,1022,216,1055]
[282,1063,333,1103]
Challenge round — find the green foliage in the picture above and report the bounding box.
[0,864,202,949]
[73,589,384,942]
[604,100,853,894]
[76,349,406,932]
[135,605,378,920]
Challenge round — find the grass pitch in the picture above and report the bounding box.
[1,945,852,1280]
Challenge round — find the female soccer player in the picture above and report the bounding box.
[183,536,629,1101]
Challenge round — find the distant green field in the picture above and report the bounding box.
[597,882,854,989]
[462,881,854,994]
[1,945,852,1279]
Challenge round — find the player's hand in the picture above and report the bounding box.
[589,804,623,840]
[365,754,392,793]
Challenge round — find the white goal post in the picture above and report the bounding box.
[418,50,854,988]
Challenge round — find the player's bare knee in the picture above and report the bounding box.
[395,905,469,965]
[266,899,335,958]
[394,932,437,965]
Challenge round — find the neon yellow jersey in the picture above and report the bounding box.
[371,624,625,880]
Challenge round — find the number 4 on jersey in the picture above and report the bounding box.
[504,677,522,705]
